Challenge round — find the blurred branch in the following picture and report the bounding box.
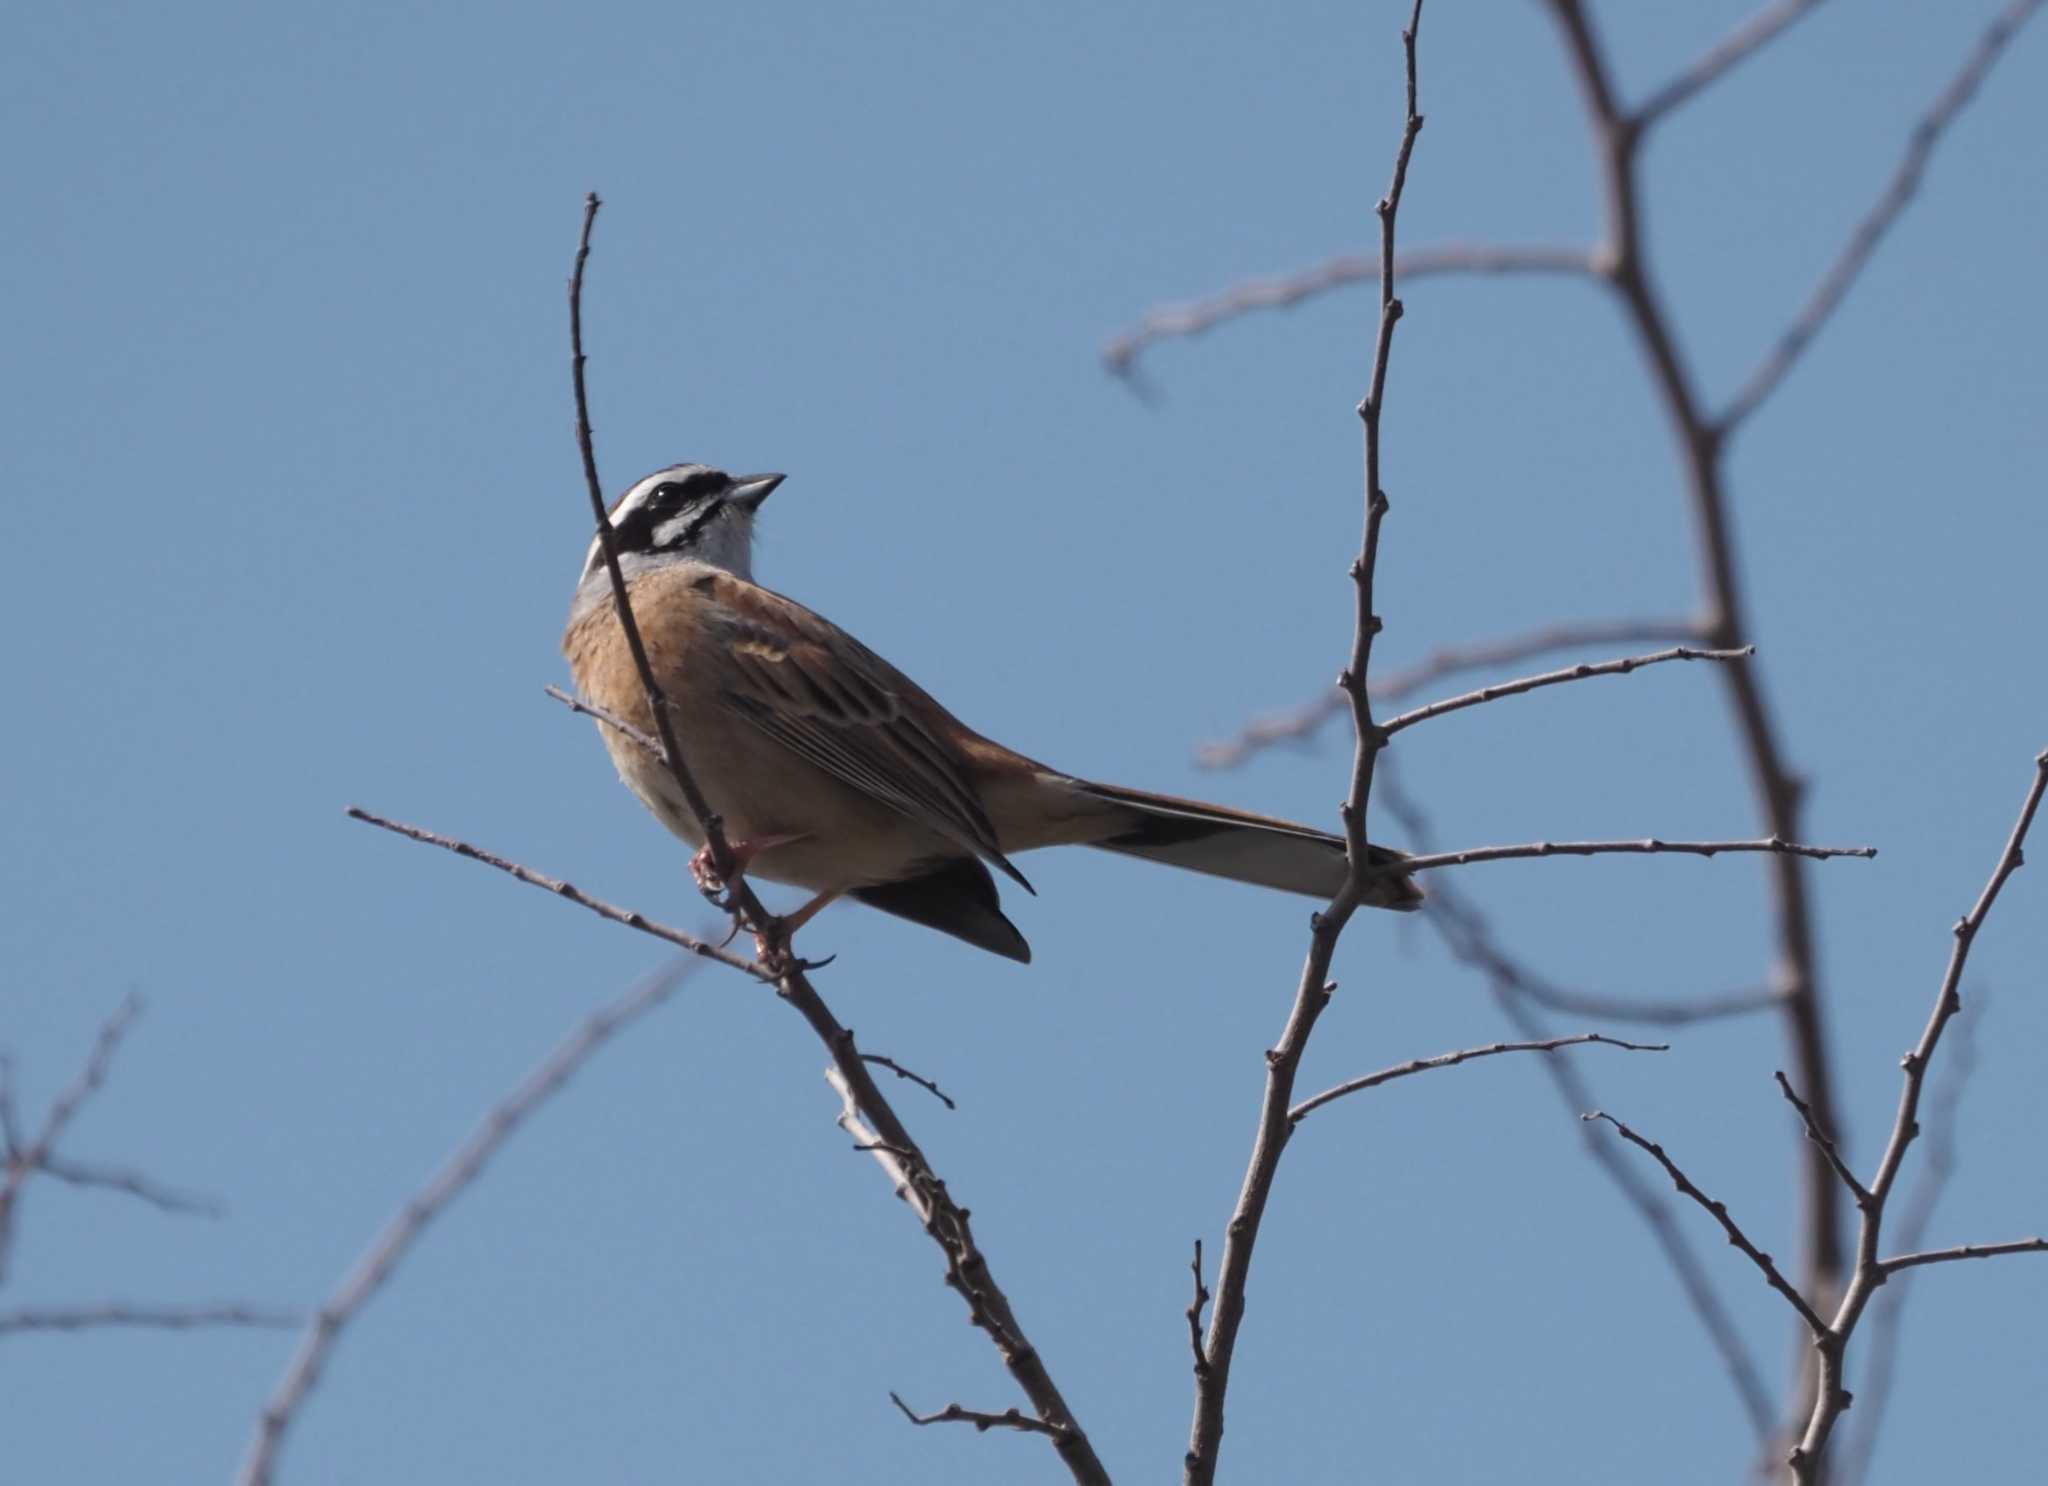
[1636,0,1830,127]
[1290,1034,1666,1123]
[35,1158,223,1218]
[1198,617,1700,770]
[1877,1239,2047,1275]
[1379,643,1750,736]
[1376,760,1777,1435]
[1104,242,1595,387]
[0,996,141,1285]
[1188,10,1427,1481]
[1718,0,2046,434]
[0,1302,296,1336]
[1400,835,1875,873]
[238,958,703,1486]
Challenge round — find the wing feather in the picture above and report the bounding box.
[707,580,1031,891]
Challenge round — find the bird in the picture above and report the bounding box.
[561,464,1422,962]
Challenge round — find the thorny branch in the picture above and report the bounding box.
[1186,9,1426,1482]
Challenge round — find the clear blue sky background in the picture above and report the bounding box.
[6,2,2044,1482]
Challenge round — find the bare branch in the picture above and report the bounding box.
[1775,1070,1871,1207]
[543,682,662,759]
[1290,1034,1666,1124]
[238,958,702,1486]
[0,1054,20,1155]
[1199,617,1701,769]
[36,1157,225,1219]
[888,1392,1066,1441]
[1379,644,1750,736]
[1583,1111,1827,1336]
[1400,836,1875,873]
[1718,0,2046,434]
[1635,0,1830,127]
[1104,242,1595,384]
[1878,1239,2048,1277]
[1836,991,1985,1486]
[861,1054,957,1111]
[0,995,142,1284]
[1376,756,1775,1435]
[0,1303,297,1336]
[1186,1240,1210,1380]
[1188,11,1427,1482]
[562,199,1107,1485]
[345,807,764,979]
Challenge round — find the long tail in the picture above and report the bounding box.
[1071,780,1423,910]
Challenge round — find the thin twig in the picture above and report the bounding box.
[238,958,702,1486]
[1290,1034,1665,1124]
[1835,991,1985,1486]
[0,996,142,1285]
[1774,1070,1870,1207]
[861,1054,956,1111]
[1718,0,2046,434]
[1104,242,1595,386]
[1636,0,1830,127]
[1582,1111,1828,1336]
[0,1303,297,1336]
[1788,750,2048,1479]
[1876,1239,2048,1276]
[888,1392,1065,1441]
[1379,644,1750,736]
[345,808,763,979]
[1376,758,1776,1435]
[1400,836,1876,873]
[35,1158,224,1218]
[543,683,662,759]
[1187,11,1426,1483]
[1186,1239,1210,1378]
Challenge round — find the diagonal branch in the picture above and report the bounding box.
[1717,0,2045,434]
[559,201,1108,1485]
[238,958,704,1486]
[1774,1070,1870,1207]
[1378,644,1750,736]
[1583,1110,1828,1336]
[1289,1034,1666,1123]
[0,996,142,1285]
[345,808,764,979]
[1636,0,1830,128]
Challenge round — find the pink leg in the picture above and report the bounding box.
[689,832,810,895]
[753,890,841,969]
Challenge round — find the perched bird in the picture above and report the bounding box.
[561,464,1422,962]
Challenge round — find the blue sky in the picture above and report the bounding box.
[5,2,2044,1482]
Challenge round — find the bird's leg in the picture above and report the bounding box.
[689,832,810,898]
[752,890,841,974]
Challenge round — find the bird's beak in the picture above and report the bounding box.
[729,473,785,511]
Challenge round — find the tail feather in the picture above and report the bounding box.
[1072,781,1423,910]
